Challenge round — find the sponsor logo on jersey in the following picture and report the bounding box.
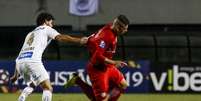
[18,52,33,59]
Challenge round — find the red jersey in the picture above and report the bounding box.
[87,24,117,69]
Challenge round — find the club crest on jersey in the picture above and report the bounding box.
[99,40,105,48]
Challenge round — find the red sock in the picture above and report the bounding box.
[76,78,96,101]
[108,87,124,101]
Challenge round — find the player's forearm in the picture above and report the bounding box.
[93,54,115,65]
[56,34,81,44]
[105,58,128,68]
[104,58,116,65]
[14,67,19,77]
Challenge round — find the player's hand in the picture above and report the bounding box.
[114,61,128,68]
[127,60,141,68]
[80,37,88,45]
[10,75,18,84]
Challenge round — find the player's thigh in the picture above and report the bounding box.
[16,62,32,84]
[109,66,128,89]
[87,66,109,99]
[28,62,50,86]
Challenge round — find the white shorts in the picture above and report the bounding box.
[16,62,49,86]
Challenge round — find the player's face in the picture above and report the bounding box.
[45,19,54,27]
[113,19,128,35]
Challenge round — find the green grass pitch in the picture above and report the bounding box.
[0,93,201,101]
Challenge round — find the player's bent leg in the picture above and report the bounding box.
[40,79,53,91]
[119,78,128,89]
[40,79,53,101]
[108,87,126,101]
[108,79,128,101]
[65,73,96,101]
[18,86,34,101]
[18,82,35,101]
[108,87,123,101]
[117,79,128,97]
[64,73,78,88]
[95,93,110,101]
[76,77,96,101]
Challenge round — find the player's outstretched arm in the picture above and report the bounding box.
[104,58,127,68]
[55,34,88,45]
[105,58,140,68]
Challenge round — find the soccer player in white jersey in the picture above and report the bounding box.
[10,13,88,101]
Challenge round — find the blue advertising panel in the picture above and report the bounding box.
[121,60,150,93]
[0,60,150,93]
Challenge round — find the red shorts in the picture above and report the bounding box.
[87,63,125,98]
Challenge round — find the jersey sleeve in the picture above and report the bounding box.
[90,31,110,64]
[46,27,60,39]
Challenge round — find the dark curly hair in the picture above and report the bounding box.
[117,15,130,25]
[36,12,55,26]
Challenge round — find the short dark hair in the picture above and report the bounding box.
[36,12,55,26]
[117,15,130,25]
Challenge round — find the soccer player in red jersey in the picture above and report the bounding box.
[65,15,129,101]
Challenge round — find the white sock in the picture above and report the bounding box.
[18,86,34,101]
[42,90,52,101]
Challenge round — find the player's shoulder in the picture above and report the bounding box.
[99,25,111,35]
[101,24,111,31]
[103,25,114,36]
[44,25,55,30]
[36,25,55,30]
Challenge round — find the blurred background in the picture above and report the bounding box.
[0,0,201,101]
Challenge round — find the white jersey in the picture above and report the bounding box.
[16,25,60,63]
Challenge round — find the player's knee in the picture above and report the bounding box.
[46,86,53,92]
[122,82,128,89]
[95,93,109,101]
[119,79,128,89]
[40,81,53,92]
[43,85,53,92]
